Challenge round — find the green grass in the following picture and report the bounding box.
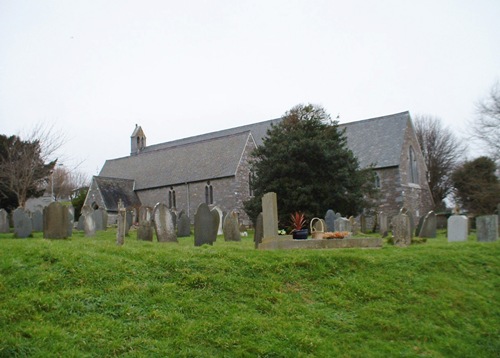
[0,229,499,357]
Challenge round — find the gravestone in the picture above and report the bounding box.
[349,216,359,235]
[77,215,85,231]
[262,192,279,240]
[116,200,126,246]
[125,209,133,235]
[391,212,412,247]
[81,205,96,237]
[137,206,153,241]
[336,217,351,232]
[213,206,224,235]
[223,210,241,242]
[13,207,32,238]
[93,208,108,231]
[254,212,264,249]
[153,203,177,243]
[0,209,9,233]
[32,210,43,232]
[194,203,217,246]
[476,215,498,242]
[447,215,468,242]
[67,206,74,237]
[211,208,220,241]
[379,212,388,237]
[324,209,336,232]
[360,214,367,233]
[419,211,437,238]
[43,202,68,239]
[177,210,191,237]
[415,215,425,237]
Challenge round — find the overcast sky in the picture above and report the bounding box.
[1,0,499,178]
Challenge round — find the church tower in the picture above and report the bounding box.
[131,124,146,155]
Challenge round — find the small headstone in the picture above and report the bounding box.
[116,199,126,246]
[349,216,358,235]
[81,205,96,237]
[43,202,68,239]
[194,203,217,246]
[391,212,412,247]
[325,209,336,232]
[153,203,178,243]
[223,210,241,242]
[254,212,264,249]
[13,207,32,238]
[32,210,43,232]
[0,209,9,233]
[447,215,468,242]
[177,210,191,237]
[419,211,437,238]
[137,206,153,241]
[336,217,351,232]
[379,212,388,237]
[262,192,279,240]
[476,215,498,242]
[333,212,342,231]
[213,206,224,235]
[77,215,85,231]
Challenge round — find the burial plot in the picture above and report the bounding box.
[419,211,437,238]
[194,203,217,246]
[447,214,468,242]
[223,210,241,242]
[254,212,264,249]
[43,202,69,239]
[13,208,32,238]
[391,212,412,247]
[0,209,9,233]
[153,203,177,243]
[32,210,43,232]
[137,206,153,241]
[177,210,191,237]
[476,215,498,242]
[325,210,335,232]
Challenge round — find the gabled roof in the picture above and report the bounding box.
[94,176,141,211]
[100,131,253,190]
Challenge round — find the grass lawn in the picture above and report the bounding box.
[0,228,499,357]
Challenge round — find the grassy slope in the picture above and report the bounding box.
[0,230,499,357]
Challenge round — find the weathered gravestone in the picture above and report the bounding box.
[254,212,264,249]
[194,203,218,246]
[125,209,133,235]
[262,192,279,240]
[0,209,9,233]
[13,207,32,238]
[93,208,108,231]
[476,215,498,242]
[419,211,437,238]
[81,205,96,237]
[324,209,336,232]
[32,210,43,232]
[336,217,351,232]
[447,214,468,242]
[360,214,367,234]
[43,202,69,239]
[67,206,74,237]
[137,206,153,241]
[333,212,342,231]
[223,210,241,242]
[379,212,388,237]
[116,200,126,246]
[177,210,191,237]
[391,211,412,247]
[213,206,224,235]
[153,203,177,243]
[211,208,220,241]
[77,215,85,231]
[349,216,359,235]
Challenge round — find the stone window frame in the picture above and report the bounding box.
[409,145,419,184]
[168,186,176,209]
[205,181,214,205]
[374,172,381,189]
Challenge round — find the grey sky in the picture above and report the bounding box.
[1,0,499,177]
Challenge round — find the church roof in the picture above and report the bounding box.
[94,176,141,211]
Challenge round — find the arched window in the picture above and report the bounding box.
[205,181,213,205]
[409,146,419,183]
[168,187,176,209]
[374,172,381,189]
[249,172,255,196]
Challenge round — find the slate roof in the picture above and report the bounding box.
[94,176,141,211]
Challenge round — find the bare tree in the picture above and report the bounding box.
[47,166,90,201]
[471,82,500,163]
[414,114,467,209]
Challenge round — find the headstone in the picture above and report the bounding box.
[93,208,108,231]
[349,216,358,235]
[360,214,367,234]
[391,212,412,247]
[43,202,68,239]
[0,209,9,233]
[333,212,342,231]
[415,215,425,237]
[324,210,335,232]
[32,210,43,232]
[116,199,126,246]
[223,210,241,242]
[379,212,388,237]
[213,206,224,235]
[194,203,217,246]
[67,206,74,237]
[211,208,220,241]
[125,209,133,235]
[81,205,96,237]
[137,206,153,241]
[336,217,351,232]
[13,207,32,238]
[419,211,437,238]
[177,210,191,237]
[476,215,498,242]
[77,215,85,231]
[254,212,264,249]
[262,192,279,240]
[447,215,468,242]
[153,203,178,243]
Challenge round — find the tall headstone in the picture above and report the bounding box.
[324,210,336,232]
[177,210,191,237]
[0,209,9,233]
[116,199,126,246]
[419,211,437,238]
[348,216,358,235]
[391,212,412,247]
[81,205,96,237]
[210,208,220,241]
[32,210,43,232]
[67,205,74,237]
[223,210,241,242]
[254,212,264,249]
[262,192,278,240]
[125,209,133,235]
[13,207,32,238]
[360,214,367,234]
[194,203,217,246]
[379,212,388,237]
[137,206,153,241]
[43,202,68,239]
[93,208,108,231]
[447,215,468,242]
[213,206,224,235]
[476,215,498,242]
[153,203,178,243]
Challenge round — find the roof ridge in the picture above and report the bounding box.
[340,111,410,126]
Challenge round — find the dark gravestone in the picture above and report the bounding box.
[177,210,191,237]
[32,210,43,232]
[391,212,412,247]
[419,211,437,238]
[254,212,264,249]
[325,210,335,232]
[223,210,241,242]
[415,215,425,237]
[476,215,498,242]
[43,202,68,239]
[13,208,32,238]
[153,203,177,243]
[137,206,153,241]
[0,209,9,233]
[194,203,217,246]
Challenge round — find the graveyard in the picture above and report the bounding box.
[0,225,499,357]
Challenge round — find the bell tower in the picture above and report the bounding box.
[131,124,146,155]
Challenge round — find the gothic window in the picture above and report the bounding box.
[168,187,176,209]
[409,146,419,184]
[374,172,381,188]
[205,181,214,205]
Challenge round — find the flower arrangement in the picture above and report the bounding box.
[322,231,351,239]
[289,212,307,233]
